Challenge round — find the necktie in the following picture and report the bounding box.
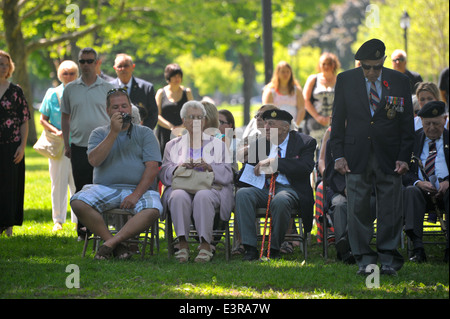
[369,81,380,112]
[277,146,282,158]
[424,140,437,177]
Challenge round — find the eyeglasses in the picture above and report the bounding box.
[219,120,230,125]
[361,63,383,71]
[62,72,76,76]
[392,58,405,63]
[79,59,96,64]
[185,115,205,120]
[107,88,129,96]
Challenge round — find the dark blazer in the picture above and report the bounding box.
[245,130,317,232]
[403,128,449,186]
[111,76,158,130]
[330,67,415,175]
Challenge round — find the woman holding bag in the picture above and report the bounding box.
[0,51,30,236]
[159,101,234,263]
[38,60,78,231]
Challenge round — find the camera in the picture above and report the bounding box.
[121,112,132,127]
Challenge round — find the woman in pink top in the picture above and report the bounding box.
[262,61,305,128]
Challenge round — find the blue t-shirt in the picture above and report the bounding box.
[39,84,65,130]
[87,124,161,189]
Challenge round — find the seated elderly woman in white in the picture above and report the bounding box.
[159,101,234,263]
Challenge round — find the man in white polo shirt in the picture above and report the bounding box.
[61,47,113,239]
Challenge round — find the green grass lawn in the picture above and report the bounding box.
[0,114,448,302]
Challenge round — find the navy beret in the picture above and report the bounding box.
[262,109,293,123]
[355,39,386,61]
[417,101,445,118]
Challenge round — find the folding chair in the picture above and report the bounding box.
[81,208,157,259]
[406,212,448,257]
[165,207,232,261]
[255,207,309,260]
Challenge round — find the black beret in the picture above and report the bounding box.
[417,101,445,118]
[355,39,386,60]
[262,109,293,122]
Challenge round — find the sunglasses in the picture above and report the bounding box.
[79,59,96,64]
[62,72,76,76]
[361,63,383,71]
[107,88,129,96]
[392,58,405,63]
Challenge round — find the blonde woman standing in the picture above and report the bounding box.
[262,61,305,128]
[303,52,340,140]
[39,60,79,231]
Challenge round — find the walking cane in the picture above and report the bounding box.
[260,173,277,260]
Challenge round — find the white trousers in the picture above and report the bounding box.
[48,156,76,224]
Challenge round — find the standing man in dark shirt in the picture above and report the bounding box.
[391,49,423,94]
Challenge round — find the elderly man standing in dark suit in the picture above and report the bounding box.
[111,54,158,130]
[403,101,449,263]
[330,39,415,276]
[236,109,316,261]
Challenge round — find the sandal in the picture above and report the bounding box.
[194,249,213,263]
[175,248,189,263]
[280,241,294,254]
[94,244,114,260]
[232,246,245,256]
[114,243,133,260]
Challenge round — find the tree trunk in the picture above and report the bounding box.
[2,0,37,145]
[239,54,256,126]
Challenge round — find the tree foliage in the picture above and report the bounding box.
[1,0,347,142]
[354,0,449,82]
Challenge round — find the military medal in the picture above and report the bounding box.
[387,108,396,119]
[385,96,404,119]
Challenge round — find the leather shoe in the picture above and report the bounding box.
[380,265,397,276]
[242,245,259,261]
[409,248,427,263]
[356,265,371,276]
[269,249,281,259]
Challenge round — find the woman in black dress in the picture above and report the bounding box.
[155,63,193,155]
[0,50,30,236]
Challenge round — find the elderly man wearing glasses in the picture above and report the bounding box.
[61,47,114,239]
[71,88,162,260]
[330,39,414,276]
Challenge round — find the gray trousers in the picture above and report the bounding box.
[346,150,404,270]
[235,184,299,251]
[403,185,449,249]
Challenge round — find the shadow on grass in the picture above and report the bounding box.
[1,231,448,299]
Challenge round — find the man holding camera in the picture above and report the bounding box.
[70,88,162,260]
